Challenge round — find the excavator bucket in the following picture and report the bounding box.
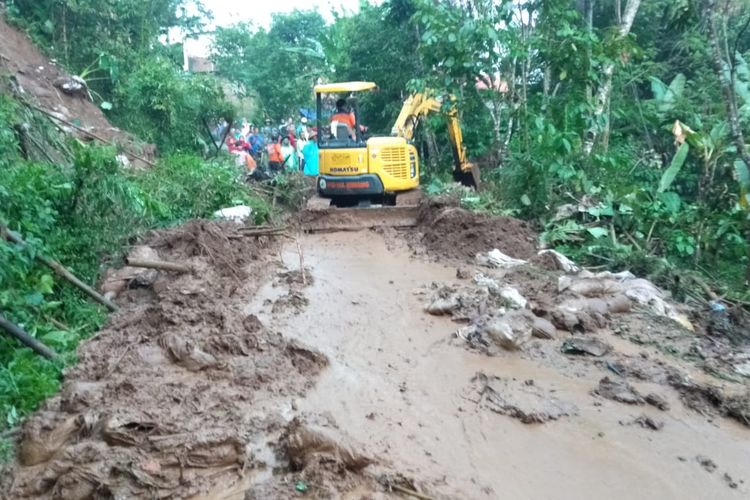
[301,190,422,232]
[455,162,481,190]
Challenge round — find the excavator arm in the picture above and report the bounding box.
[391,92,479,188]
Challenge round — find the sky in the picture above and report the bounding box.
[180,0,375,58]
[200,0,369,30]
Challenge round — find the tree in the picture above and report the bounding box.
[583,0,642,155]
[212,11,327,119]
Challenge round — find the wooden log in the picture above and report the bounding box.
[125,258,192,273]
[0,313,58,360]
[1,224,119,312]
[238,226,287,236]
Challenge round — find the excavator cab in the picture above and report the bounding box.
[315,82,420,201]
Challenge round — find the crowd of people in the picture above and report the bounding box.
[213,116,319,178]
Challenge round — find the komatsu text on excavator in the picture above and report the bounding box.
[303,81,479,231]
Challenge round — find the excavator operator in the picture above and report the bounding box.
[330,98,367,140]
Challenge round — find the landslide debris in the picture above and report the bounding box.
[414,197,538,262]
[0,15,152,162]
[4,220,383,499]
[470,372,578,423]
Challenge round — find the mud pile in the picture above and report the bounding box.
[424,245,750,429]
[414,198,538,261]
[5,221,380,499]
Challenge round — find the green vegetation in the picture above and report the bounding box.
[0,0,266,452]
[0,118,264,453]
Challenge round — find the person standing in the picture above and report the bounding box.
[296,126,309,171]
[302,129,319,176]
[280,137,297,171]
[266,132,284,172]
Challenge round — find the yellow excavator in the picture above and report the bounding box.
[303,81,479,230]
[313,81,479,202]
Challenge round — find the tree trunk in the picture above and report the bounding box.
[583,0,641,155]
[707,0,750,280]
[585,0,594,102]
[707,0,750,169]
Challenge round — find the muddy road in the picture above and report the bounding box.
[255,231,749,499]
[4,210,750,499]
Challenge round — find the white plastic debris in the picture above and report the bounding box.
[500,286,527,309]
[538,249,581,273]
[213,205,253,223]
[473,273,501,292]
[115,154,131,168]
[476,249,527,269]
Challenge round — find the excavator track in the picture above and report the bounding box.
[301,190,422,232]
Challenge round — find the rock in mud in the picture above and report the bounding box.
[669,376,750,426]
[531,316,557,340]
[552,295,631,333]
[482,310,534,350]
[561,336,611,357]
[456,267,472,279]
[472,372,578,423]
[645,392,670,411]
[723,473,739,489]
[631,414,664,431]
[500,286,527,309]
[593,377,644,405]
[426,295,460,316]
[159,333,221,371]
[18,414,85,466]
[283,419,372,472]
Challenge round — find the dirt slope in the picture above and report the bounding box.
[0,13,150,158]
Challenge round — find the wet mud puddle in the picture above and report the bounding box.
[247,231,750,499]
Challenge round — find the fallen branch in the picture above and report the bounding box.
[0,313,58,360]
[46,317,70,331]
[296,236,307,286]
[0,427,20,439]
[1,223,118,311]
[23,102,157,168]
[689,274,720,302]
[238,226,288,237]
[125,258,192,274]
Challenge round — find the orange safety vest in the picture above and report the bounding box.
[267,143,283,163]
[331,112,356,130]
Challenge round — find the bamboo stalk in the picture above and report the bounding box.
[0,313,58,359]
[1,224,118,311]
[125,258,192,274]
